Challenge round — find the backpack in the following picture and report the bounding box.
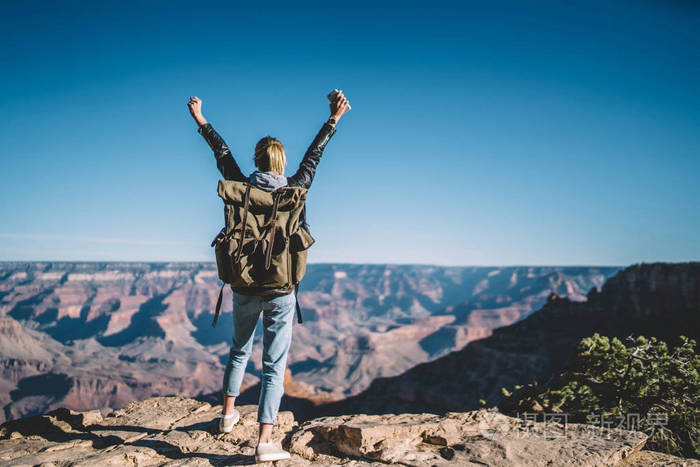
[210,180,315,327]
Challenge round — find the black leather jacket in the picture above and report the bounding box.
[197,121,336,233]
[197,121,337,297]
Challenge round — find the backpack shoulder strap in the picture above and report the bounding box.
[212,283,225,327]
[232,184,252,264]
[263,191,283,270]
[295,283,302,324]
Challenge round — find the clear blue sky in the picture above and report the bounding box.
[1,0,698,265]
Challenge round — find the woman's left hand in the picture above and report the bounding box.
[330,91,351,120]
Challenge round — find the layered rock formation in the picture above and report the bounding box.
[0,262,616,422]
[318,262,699,417]
[3,395,692,466]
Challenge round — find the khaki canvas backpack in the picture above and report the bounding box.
[210,180,315,327]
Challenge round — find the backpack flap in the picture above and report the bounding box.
[217,180,306,210]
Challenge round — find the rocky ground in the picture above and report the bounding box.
[1,395,696,466]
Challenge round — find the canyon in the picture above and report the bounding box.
[316,262,699,418]
[0,262,617,422]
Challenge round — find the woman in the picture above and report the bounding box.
[187,91,350,462]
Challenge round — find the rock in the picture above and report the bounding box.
[621,450,700,466]
[0,396,300,466]
[289,409,654,466]
[0,396,695,466]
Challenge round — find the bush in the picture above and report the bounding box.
[501,334,699,459]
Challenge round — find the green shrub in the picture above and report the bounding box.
[502,334,699,458]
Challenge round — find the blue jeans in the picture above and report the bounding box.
[222,290,296,424]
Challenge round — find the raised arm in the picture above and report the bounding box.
[287,91,351,189]
[187,96,246,182]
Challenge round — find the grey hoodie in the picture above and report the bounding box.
[248,170,288,191]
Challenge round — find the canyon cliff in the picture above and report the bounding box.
[0,262,616,422]
[315,262,699,417]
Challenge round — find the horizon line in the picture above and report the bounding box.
[0,259,665,269]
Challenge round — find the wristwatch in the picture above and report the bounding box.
[327,117,337,125]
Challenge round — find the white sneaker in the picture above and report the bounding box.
[218,409,240,433]
[255,441,291,463]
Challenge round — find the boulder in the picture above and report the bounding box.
[289,409,655,466]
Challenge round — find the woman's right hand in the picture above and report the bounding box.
[187,96,208,127]
[188,96,203,117]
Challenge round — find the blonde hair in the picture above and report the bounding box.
[254,136,286,175]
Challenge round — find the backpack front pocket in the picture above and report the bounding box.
[290,227,315,284]
[213,234,236,284]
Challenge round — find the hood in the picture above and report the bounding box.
[248,170,288,192]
